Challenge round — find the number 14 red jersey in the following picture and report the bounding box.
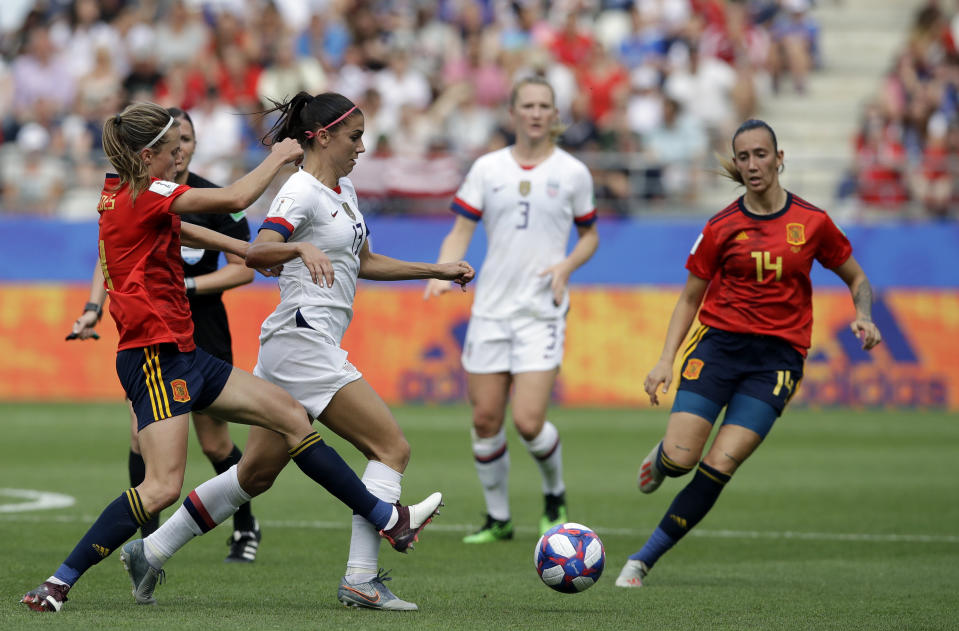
[98,175,194,352]
[686,193,851,356]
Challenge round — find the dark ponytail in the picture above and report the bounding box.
[261,92,360,145]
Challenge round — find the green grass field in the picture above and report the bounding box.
[1,403,958,630]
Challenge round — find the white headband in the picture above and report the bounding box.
[142,116,175,150]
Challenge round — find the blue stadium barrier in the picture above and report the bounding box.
[2,216,956,288]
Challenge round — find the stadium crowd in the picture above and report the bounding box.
[845,1,959,220]
[1,0,824,218]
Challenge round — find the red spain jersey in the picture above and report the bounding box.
[97,175,194,351]
[686,193,852,356]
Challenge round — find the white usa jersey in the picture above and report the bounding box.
[451,147,596,319]
[258,170,369,345]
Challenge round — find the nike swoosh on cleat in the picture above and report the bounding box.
[342,586,380,604]
[332,211,339,217]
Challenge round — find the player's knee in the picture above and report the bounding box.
[199,437,233,463]
[139,480,183,514]
[511,412,545,442]
[472,409,505,436]
[237,465,276,497]
[271,394,313,438]
[701,454,739,476]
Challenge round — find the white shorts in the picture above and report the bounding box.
[461,315,566,374]
[253,327,362,419]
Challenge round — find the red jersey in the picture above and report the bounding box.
[97,175,194,351]
[686,193,852,356]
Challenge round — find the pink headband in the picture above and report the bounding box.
[305,106,358,139]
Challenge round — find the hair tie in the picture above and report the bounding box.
[304,130,316,139]
[116,115,122,125]
[141,116,175,151]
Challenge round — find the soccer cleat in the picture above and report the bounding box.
[638,440,665,494]
[21,581,69,612]
[120,539,165,605]
[225,520,261,563]
[539,492,568,535]
[337,569,418,611]
[380,492,443,553]
[615,559,649,588]
[462,514,514,544]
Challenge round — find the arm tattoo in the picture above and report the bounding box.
[853,279,874,320]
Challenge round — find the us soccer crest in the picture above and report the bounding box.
[342,202,356,220]
[786,223,806,246]
[519,180,531,196]
[547,179,559,198]
[682,359,704,380]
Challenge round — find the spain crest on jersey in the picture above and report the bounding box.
[519,180,531,196]
[170,379,191,403]
[786,223,806,246]
[342,202,356,220]
[682,358,704,380]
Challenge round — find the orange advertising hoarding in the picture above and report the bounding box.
[1,285,956,409]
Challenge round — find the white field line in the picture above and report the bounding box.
[0,510,957,545]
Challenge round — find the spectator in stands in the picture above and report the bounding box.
[854,102,909,208]
[153,1,209,70]
[11,25,75,121]
[1,122,65,214]
[769,0,818,94]
[642,96,708,201]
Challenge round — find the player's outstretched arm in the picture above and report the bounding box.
[169,138,303,215]
[644,273,708,406]
[181,222,249,258]
[424,215,477,298]
[359,241,474,287]
[832,255,882,350]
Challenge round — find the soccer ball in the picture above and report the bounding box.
[534,522,605,593]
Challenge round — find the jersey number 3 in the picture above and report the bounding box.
[517,201,530,229]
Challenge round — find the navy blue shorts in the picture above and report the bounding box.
[672,327,804,431]
[116,344,233,431]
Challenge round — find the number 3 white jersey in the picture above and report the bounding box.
[451,147,596,319]
[257,169,369,345]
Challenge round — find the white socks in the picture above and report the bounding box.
[144,465,251,568]
[471,427,511,521]
[345,461,402,585]
[521,421,565,496]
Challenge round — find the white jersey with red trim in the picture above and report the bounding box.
[257,169,369,345]
[451,146,596,319]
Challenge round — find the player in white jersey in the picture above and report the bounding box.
[112,93,473,613]
[249,92,473,611]
[425,77,599,543]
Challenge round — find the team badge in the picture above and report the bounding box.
[170,379,191,403]
[547,179,560,198]
[682,358,704,380]
[786,223,806,246]
[342,202,356,220]
[519,180,531,196]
